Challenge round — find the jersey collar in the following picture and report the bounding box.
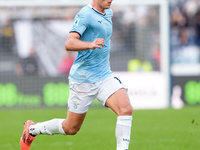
[88,4,106,16]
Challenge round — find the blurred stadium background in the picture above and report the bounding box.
[0,0,199,111]
[0,0,200,150]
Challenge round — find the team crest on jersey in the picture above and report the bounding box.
[73,19,79,27]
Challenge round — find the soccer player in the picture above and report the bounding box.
[20,0,133,150]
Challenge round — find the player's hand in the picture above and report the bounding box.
[90,38,105,49]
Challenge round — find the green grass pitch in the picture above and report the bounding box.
[0,106,199,150]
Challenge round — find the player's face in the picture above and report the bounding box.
[92,0,113,13]
[99,0,113,9]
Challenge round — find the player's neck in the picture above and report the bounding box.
[91,2,105,14]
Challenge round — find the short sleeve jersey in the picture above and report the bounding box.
[68,4,113,83]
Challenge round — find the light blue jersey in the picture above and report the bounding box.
[68,4,113,83]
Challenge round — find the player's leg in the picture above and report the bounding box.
[20,81,96,150]
[62,110,87,135]
[20,118,66,150]
[20,111,86,150]
[105,88,133,116]
[106,88,133,150]
[28,80,95,136]
[29,79,97,135]
[97,76,133,150]
[28,111,86,136]
[20,108,87,149]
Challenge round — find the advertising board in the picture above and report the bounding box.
[114,72,169,109]
[0,72,169,109]
[172,76,200,105]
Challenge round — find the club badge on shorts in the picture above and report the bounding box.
[73,101,80,109]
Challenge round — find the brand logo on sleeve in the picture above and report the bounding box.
[73,19,79,27]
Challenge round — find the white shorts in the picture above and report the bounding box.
[68,75,127,114]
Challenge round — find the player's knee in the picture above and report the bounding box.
[119,104,133,116]
[62,125,81,135]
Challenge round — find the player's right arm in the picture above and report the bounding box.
[65,32,104,51]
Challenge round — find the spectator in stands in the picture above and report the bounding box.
[195,10,200,47]
[170,0,200,64]
[58,51,75,76]
[16,47,39,76]
[0,19,14,54]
